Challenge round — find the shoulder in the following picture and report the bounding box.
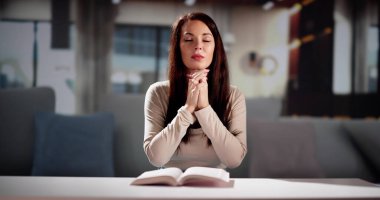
[148,80,170,90]
[228,85,246,111]
[146,80,169,95]
[229,85,245,100]
[146,80,170,101]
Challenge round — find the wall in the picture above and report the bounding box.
[1,0,50,20]
[1,0,291,112]
[229,6,289,98]
[115,0,230,33]
[112,1,290,98]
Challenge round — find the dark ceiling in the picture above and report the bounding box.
[191,0,299,7]
[130,0,300,8]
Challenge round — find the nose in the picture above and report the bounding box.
[195,40,203,50]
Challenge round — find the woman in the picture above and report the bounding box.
[144,12,247,170]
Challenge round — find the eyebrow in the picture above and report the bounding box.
[184,32,213,36]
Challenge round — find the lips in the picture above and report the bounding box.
[191,54,204,61]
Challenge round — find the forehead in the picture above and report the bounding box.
[181,20,212,35]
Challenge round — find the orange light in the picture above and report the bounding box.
[289,39,301,49]
[301,34,315,43]
[323,27,332,35]
[289,3,302,15]
[301,0,315,6]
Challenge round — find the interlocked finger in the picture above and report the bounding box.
[187,69,209,83]
[191,71,208,80]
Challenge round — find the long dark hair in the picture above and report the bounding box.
[165,12,232,144]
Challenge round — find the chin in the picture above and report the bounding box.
[185,62,210,71]
[190,65,208,70]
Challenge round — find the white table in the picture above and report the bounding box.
[0,176,380,200]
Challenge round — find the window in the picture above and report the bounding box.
[352,0,379,94]
[0,21,35,89]
[111,25,171,94]
[366,26,378,93]
[0,20,76,114]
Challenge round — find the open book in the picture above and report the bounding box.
[131,166,230,187]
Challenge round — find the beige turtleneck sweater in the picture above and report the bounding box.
[143,80,247,170]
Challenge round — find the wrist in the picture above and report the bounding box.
[196,103,209,111]
[184,104,195,113]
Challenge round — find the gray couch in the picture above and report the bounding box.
[246,117,380,182]
[1,87,379,183]
[0,87,55,175]
[100,93,380,182]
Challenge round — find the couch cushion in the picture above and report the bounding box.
[309,118,375,181]
[99,94,155,177]
[0,87,55,175]
[343,120,380,181]
[247,118,323,178]
[32,112,115,177]
[246,97,282,119]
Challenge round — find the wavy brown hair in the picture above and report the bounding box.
[164,12,232,144]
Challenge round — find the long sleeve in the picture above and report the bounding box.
[194,88,247,168]
[143,82,196,167]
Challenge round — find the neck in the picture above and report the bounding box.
[187,69,203,73]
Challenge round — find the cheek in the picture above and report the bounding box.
[180,45,188,58]
[206,46,215,62]
[180,44,191,55]
[180,46,192,66]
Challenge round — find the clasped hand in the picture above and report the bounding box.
[184,69,209,113]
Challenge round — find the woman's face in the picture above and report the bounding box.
[180,20,215,72]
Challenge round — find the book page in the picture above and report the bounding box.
[131,168,183,186]
[178,167,230,186]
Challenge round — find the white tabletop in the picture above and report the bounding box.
[0,176,380,200]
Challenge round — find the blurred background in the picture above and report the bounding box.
[0,0,379,118]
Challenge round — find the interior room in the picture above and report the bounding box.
[1,0,380,198]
